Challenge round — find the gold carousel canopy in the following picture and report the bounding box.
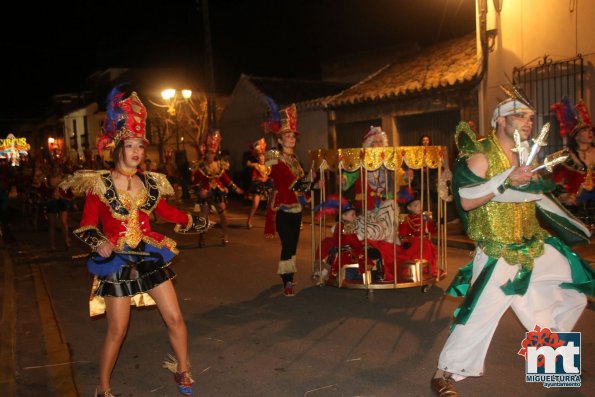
[309,146,446,172]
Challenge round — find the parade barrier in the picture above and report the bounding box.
[308,146,450,292]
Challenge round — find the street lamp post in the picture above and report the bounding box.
[161,88,192,153]
[48,137,61,159]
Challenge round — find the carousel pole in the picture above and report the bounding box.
[393,151,399,288]
[418,147,425,287]
[362,154,369,289]
[440,148,448,278]
[338,164,344,287]
[437,161,443,279]
[318,163,326,285]
[310,159,319,285]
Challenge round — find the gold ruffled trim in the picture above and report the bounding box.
[309,146,445,172]
[89,277,159,317]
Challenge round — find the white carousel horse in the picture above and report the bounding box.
[355,199,400,244]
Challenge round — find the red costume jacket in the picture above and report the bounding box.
[193,160,236,193]
[266,150,309,212]
[64,170,202,252]
[552,158,594,202]
[328,222,368,276]
[250,163,270,183]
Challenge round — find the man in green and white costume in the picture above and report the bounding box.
[431,95,594,397]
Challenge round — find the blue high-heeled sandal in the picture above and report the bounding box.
[163,354,194,396]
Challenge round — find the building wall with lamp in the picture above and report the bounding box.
[483,0,595,137]
[219,74,348,183]
[62,103,103,163]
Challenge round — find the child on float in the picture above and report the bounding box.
[316,197,402,283]
[398,195,439,277]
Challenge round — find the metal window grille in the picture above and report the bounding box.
[513,55,584,154]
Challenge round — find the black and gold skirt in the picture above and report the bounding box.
[248,180,272,199]
[89,242,177,317]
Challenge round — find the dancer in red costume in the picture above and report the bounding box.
[551,98,595,229]
[265,104,313,296]
[245,138,272,230]
[61,85,210,397]
[193,130,243,246]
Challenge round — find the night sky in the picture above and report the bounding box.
[0,0,475,121]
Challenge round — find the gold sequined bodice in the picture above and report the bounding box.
[467,134,547,246]
[116,188,148,248]
[253,163,271,180]
[280,152,304,179]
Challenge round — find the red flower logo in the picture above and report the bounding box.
[518,325,566,368]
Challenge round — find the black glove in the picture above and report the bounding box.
[293,178,312,192]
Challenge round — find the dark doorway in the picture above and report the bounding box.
[335,119,382,149]
[396,109,460,167]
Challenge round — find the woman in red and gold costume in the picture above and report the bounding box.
[265,104,312,296]
[245,138,272,229]
[60,85,210,397]
[192,130,243,246]
[551,98,595,229]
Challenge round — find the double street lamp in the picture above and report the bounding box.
[161,88,192,152]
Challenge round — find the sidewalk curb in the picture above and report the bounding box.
[32,264,78,396]
[0,248,16,397]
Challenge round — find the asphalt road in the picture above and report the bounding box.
[1,197,593,397]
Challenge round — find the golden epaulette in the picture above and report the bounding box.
[59,170,109,196]
[59,170,176,197]
[145,171,175,196]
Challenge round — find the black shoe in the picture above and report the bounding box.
[371,271,384,283]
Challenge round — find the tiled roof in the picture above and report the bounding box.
[243,75,349,108]
[327,32,481,107]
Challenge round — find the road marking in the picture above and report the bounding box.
[0,249,16,396]
[32,264,78,396]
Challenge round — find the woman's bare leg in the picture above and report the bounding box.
[48,213,57,250]
[218,203,228,243]
[247,195,261,228]
[198,195,209,247]
[149,280,190,372]
[98,297,132,393]
[60,210,70,247]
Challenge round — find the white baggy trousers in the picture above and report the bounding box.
[438,244,587,380]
